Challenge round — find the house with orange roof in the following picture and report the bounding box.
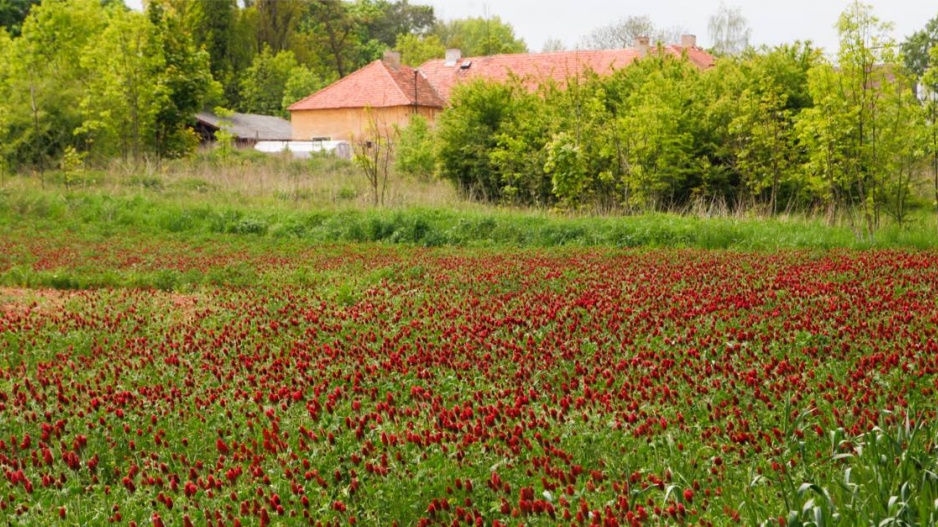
[288,36,714,141]
[419,35,714,102]
[288,52,445,142]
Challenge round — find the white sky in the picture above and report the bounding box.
[124,0,934,55]
[426,0,932,54]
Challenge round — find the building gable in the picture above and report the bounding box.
[288,58,444,112]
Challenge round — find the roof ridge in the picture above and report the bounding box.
[383,61,418,105]
[288,60,386,111]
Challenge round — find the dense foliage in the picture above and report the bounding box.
[0,0,525,171]
[432,5,938,236]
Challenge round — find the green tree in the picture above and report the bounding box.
[436,79,514,201]
[434,16,527,57]
[721,43,819,212]
[282,63,330,111]
[796,3,910,236]
[692,54,748,205]
[78,5,164,162]
[148,0,218,158]
[795,62,855,218]
[0,28,13,178]
[729,85,795,212]
[0,0,106,172]
[240,46,300,116]
[548,74,623,210]
[544,132,587,208]
[0,0,39,36]
[901,14,938,83]
[185,0,255,106]
[489,82,557,206]
[877,76,926,226]
[394,113,436,182]
[367,0,435,47]
[834,1,903,236]
[616,62,696,211]
[920,45,938,231]
[302,0,368,78]
[255,0,305,53]
[396,32,444,66]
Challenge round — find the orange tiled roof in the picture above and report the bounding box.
[418,46,714,102]
[289,45,715,113]
[288,60,445,111]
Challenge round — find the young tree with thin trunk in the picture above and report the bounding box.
[353,109,395,206]
[924,46,938,233]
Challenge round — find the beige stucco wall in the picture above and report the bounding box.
[290,106,440,141]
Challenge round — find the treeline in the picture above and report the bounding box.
[413,4,938,231]
[0,0,526,170]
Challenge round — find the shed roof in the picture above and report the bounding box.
[195,112,292,141]
[288,60,445,111]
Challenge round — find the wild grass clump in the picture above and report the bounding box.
[2,158,938,250]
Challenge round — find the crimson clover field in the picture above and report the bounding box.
[1,233,937,526]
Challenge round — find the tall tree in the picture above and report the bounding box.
[615,57,697,211]
[436,79,515,201]
[795,62,854,218]
[367,0,434,47]
[396,32,444,66]
[0,0,106,171]
[239,47,300,117]
[579,15,685,50]
[302,0,363,78]
[923,45,938,232]
[0,0,39,36]
[723,43,819,212]
[876,71,925,226]
[255,0,305,53]
[185,0,254,106]
[434,16,526,57]
[902,14,938,86]
[835,1,901,235]
[78,5,164,162]
[282,63,329,110]
[796,2,913,236]
[708,3,751,56]
[0,28,15,176]
[147,0,218,158]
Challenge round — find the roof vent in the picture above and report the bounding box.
[460,61,472,70]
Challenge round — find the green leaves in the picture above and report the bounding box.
[433,16,527,57]
[394,114,436,182]
[239,47,301,117]
[901,13,938,82]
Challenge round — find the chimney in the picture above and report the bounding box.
[635,36,650,57]
[444,48,462,67]
[382,50,401,70]
[680,34,697,49]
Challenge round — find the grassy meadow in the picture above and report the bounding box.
[3,152,938,257]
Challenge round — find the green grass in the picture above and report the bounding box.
[2,158,938,253]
